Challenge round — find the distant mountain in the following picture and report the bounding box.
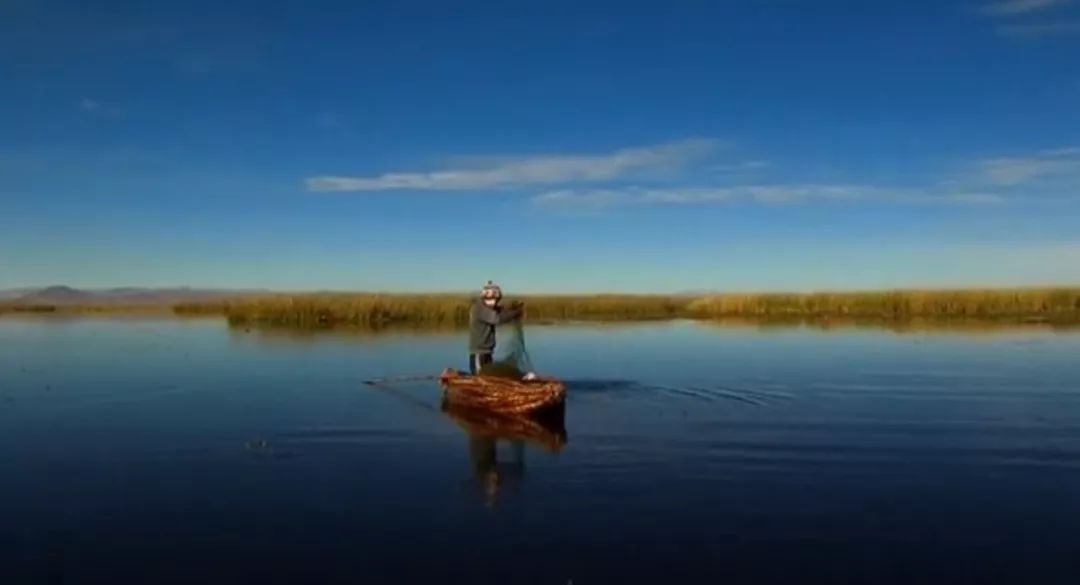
[0,288,41,300]
[4,286,266,306]
[14,285,97,305]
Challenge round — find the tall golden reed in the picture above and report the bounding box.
[165,287,1080,327]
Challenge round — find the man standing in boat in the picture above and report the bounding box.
[468,281,524,375]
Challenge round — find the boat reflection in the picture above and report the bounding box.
[441,401,567,507]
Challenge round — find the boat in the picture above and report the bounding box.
[438,367,567,416]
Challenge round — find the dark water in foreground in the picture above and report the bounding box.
[2,317,1080,584]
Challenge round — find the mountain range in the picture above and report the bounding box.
[0,286,266,305]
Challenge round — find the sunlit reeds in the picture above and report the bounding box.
[686,288,1080,321]
[8,287,1079,326]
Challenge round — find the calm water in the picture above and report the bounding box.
[2,317,1080,584]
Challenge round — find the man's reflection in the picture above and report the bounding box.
[468,435,525,506]
[442,401,567,507]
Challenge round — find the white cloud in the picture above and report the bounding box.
[79,98,99,112]
[305,138,720,192]
[975,147,1080,185]
[981,0,1071,16]
[531,185,1004,209]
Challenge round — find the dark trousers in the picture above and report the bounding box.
[469,353,493,375]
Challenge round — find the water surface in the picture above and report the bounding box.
[2,317,1079,583]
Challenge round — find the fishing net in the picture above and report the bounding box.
[479,319,536,379]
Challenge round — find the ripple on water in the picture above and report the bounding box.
[274,427,412,443]
[565,379,796,408]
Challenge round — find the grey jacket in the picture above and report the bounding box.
[468,299,522,354]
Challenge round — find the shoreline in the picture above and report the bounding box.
[4,287,1079,326]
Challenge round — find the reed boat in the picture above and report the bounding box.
[438,367,567,416]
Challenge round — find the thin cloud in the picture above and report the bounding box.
[709,160,772,174]
[531,185,1004,209]
[78,97,125,118]
[1044,147,1080,156]
[981,0,1071,16]
[943,193,1009,204]
[996,21,1080,37]
[306,138,720,192]
[975,147,1080,185]
[980,0,1078,39]
[316,113,342,129]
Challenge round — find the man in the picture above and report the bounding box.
[468,281,524,375]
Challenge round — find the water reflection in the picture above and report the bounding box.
[225,318,1080,344]
[441,402,567,507]
[697,317,1080,336]
[226,322,463,347]
[225,320,665,347]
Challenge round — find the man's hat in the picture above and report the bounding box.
[481,281,503,300]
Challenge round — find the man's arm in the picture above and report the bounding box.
[497,309,522,324]
[497,303,523,324]
[473,303,501,325]
[474,303,523,325]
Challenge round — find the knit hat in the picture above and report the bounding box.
[481,280,503,300]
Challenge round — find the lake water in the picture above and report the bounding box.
[2,317,1080,584]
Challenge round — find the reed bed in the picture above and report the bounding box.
[191,293,686,328]
[0,304,58,314]
[0,303,173,315]
[172,301,238,316]
[162,287,1080,329]
[686,288,1080,321]
[9,288,1077,325]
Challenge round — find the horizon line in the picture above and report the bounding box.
[6,283,1080,297]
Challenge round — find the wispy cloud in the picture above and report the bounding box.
[996,21,1080,37]
[169,28,271,77]
[531,185,1004,210]
[78,97,125,118]
[981,0,1071,16]
[316,113,342,129]
[709,160,771,174]
[979,0,1079,38]
[307,140,1071,213]
[306,138,720,192]
[974,147,1080,185]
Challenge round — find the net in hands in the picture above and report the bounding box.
[479,319,538,381]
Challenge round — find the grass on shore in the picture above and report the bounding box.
[686,288,1080,321]
[0,303,175,315]
[174,294,686,328]
[6,288,1077,325]
[166,287,1080,328]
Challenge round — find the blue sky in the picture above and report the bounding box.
[2,0,1080,293]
